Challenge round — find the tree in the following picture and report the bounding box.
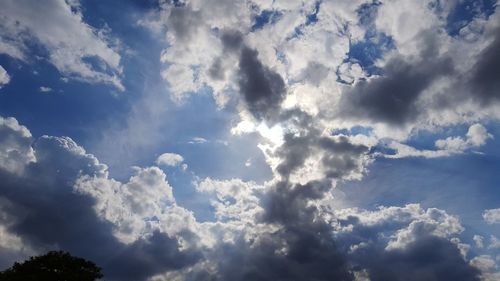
[0,251,103,281]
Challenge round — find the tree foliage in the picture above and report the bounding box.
[0,251,103,281]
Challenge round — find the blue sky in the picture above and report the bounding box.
[0,1,499,280]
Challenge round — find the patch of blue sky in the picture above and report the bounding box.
[0,0,167,148]
[404,122,496,152]
[305,1,321,26]
[154,93,272,183]
[130,92,272,221]
[338,151,500,226]
[287,1,321,40]
[344,2,395,76]
[337,123,500,237]
[331,126,373,136]
[251,9,283,32]
[445,0,497,36]
[0,53,129,143]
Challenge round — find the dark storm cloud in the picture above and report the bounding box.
[0,134,199,280]
[212,222,354,281]
[352,236,481,281]
[339,55,454,125]
[238,46,286,121]
[333,210,482,281]
[468,30,500,103]
[105,231,201,281]
[180,181,354,281]
[274,110,369,179]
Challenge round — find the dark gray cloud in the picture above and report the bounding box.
[468,30,500,103]
[215,30,287,121]
[181,181,354,281]
[339,55,454,126]
[104,231,201,281]
[238,46,286,121]
[275,110,369,180]
[353,236,480,281]
[333,207,482,281]
[221,30,244,51]
[212,223,354,281]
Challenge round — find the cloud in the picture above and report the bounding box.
[2,1,500,280]
[338,50,454,126]
[197,178,263,222]
[188,137,207,144]
[470,255,500,281]
[237,46,286,121]
[488,236,500,249]
[156,153,184,167]
[0,65,10,88]
[385,123,493,159]
[473,235,485,249]
[483,208,500,224]
[468,27,500,104]
[435,123,493,151]
[0,117,35,174]
[333,204,481,281]
[0,0,123,90]
[38,86,52,93]
[0,106,491,281]
[365,236,480,281]
[0,116,200,280]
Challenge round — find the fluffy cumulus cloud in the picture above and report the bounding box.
[0,116,201,280]
[331,204,481,281]
[1,0,500,280]
[0,0,123,90]
[483,208,500,224]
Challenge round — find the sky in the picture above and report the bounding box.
[0,0,499,280]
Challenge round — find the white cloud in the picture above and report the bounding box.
[74,166,194,244]
[467,123,494,147]
[386,123,493,159]
[197,178,264,223]
[435,123,493,152]
[471,255,496,272]
[483,208,500,224]
[0,65,10,88]
[474,234,485,249]
[0,116,35,174]
[0,0,123,90]
[39,86,52,93]
[156,152,184,167]
[188,137,207,144]
[332,204,464,250]
[488,235,500,249]
[385,141,453,159]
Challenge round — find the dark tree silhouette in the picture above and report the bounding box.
[0,251,103,281]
